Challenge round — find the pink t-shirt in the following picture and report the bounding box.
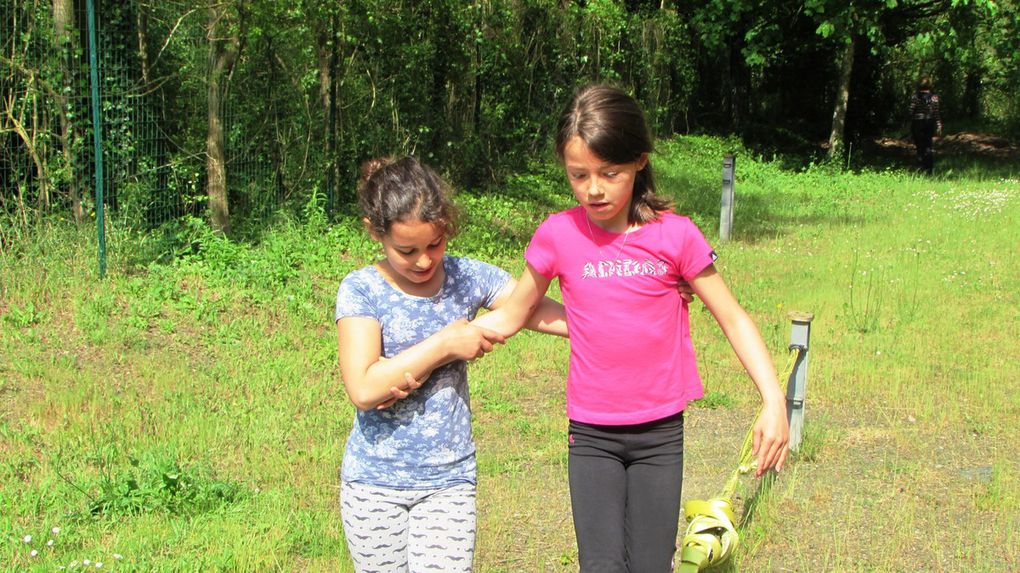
[526,207,717,425]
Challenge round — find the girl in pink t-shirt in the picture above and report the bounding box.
[474,84,789,571]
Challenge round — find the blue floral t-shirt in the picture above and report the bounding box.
[335,256,510,489]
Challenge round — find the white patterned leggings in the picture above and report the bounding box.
[340,481,476,573]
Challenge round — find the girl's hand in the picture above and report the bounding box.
[441,319,506,361]
[751,400,789,477]
[677,280,695,303]
[376,371,427,409]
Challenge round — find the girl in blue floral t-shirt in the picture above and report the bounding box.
[335,156,567,572]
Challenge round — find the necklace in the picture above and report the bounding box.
[585,215,631,260]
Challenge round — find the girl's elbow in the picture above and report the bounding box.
[344,385,378,411]
[350,398,376,412]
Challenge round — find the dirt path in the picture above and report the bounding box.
[871,131,1020,160]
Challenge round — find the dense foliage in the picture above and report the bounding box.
[2,0,1017,243]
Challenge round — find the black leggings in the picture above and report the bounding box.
[568,412,685,573]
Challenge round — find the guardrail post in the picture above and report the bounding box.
[719,154,735,241]
[786,311,814,452]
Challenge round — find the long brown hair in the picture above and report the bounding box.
[555,84,672,224]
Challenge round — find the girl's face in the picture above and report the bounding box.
[562,136,647,233]
[371,218,448,294]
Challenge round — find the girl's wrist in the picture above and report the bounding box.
[760,391,786,409]
[434,331,457,362]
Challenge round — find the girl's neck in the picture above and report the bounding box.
[587,213,639,234]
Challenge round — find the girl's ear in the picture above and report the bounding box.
[636,153,649,171]
[362,218,381,241]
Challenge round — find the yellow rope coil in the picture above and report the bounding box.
[679,498,738,570]
[677,349,799,572]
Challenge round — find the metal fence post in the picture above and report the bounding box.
[786,311,814,452]
[720,154,735,241]
[86,0,106,278]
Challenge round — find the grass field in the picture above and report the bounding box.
[2,135,1018,571]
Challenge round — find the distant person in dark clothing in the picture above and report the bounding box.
[910,76,943,174]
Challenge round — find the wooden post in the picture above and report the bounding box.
[786,311,814,452]
[720,154,735,241]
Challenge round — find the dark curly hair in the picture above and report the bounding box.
[357,156,460,238]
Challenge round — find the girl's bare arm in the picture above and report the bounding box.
[471,264,555,337]
[337,317,505,411]
[484,273,567,338]
[690,264,790,476]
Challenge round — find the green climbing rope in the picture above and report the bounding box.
[677,349,799,572]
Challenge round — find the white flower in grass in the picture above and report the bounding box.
[52,527,61,534]
[30,549,39,557]
[83,559,91,565]
[23,535,32,543]
[48,539,55,546]
[113,554,123,560]
[95,563,103,568]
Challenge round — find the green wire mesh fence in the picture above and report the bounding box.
[2,0,283,253]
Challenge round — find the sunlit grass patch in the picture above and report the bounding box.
[84,448,248,518]
[695,390,734,410]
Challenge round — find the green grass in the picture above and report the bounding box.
[2,136,1018,571]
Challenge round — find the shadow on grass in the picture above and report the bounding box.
[859,132,1020,180]
[661,134,1018,245]
[659,168,871,245]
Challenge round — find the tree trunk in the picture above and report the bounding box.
[427,3,453,158]
[136,3,151,86]
[963,68,981,120]
[473,36,481,139]
[726,32,751,130]
[266,38,288,202]
[205,5,241,234]
[315,21,332,141]
[52,0,82,222]
[315,11,339,214]
[827,37,855,160]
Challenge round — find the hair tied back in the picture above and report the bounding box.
[359,157,394,190]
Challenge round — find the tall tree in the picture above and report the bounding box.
[827,36,855,158]
[309,0,340,209]
[803,0,870,160]
[809,0,999,157]
[52,0,81,220]
[205,1,245,233]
